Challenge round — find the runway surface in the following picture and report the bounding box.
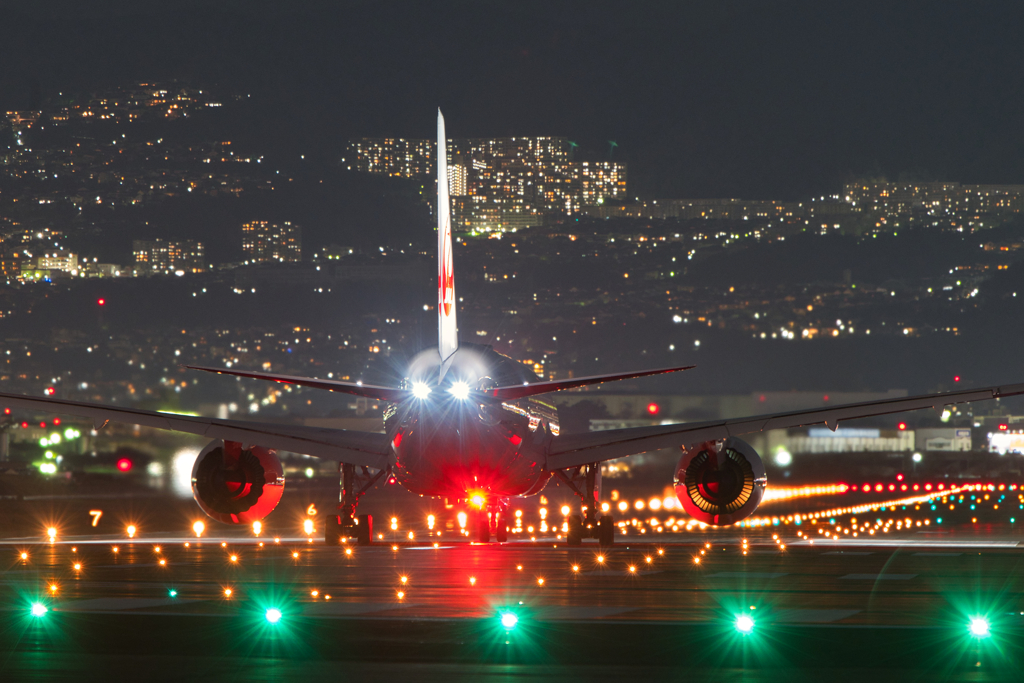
[4,527,1024,681]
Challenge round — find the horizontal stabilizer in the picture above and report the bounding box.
[184,365,408,402]
[487,365,696,401]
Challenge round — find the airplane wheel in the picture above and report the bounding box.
[325,515,342,545]
[356,514,373,546]
[597,515,615,547]
[476,513,491,543]
[496,511,508,543]
[567,515,583,546]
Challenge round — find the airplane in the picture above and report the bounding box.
[3,109,1024,547]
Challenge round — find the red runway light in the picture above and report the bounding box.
[39,422,46,428]
[862,484,870,492]
[53,418,60,425]
[3,408,9,415]
[646,403,659,415]
[20,422,27,429]
[897,422,907,431]
[116,458,133,472]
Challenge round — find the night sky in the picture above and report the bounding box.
[2,1,1023,200]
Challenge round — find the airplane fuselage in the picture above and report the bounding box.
[385,345,559,502]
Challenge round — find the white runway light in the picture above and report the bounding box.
[412,382,431,399]
[449,381,470,400]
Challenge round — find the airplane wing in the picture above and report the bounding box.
[0,391,390,469]
[184,365,408,402]
[546,382,1024,469]
[485,365,696,401]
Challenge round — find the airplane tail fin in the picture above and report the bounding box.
[437,108,458,380]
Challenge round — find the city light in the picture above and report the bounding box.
[192,520,205,537]
[735,614,755,634]
[126,524,137,538]
[265,608,282,624]
[303,518,314,535]
[252,521,262,536]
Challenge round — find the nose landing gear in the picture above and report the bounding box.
[471,501,510,543]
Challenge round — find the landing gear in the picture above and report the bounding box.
[475,510,491,543]
[325,514,343,545]
[495,510,508,543]
[553,462,614,547]
[567,515,584,546]
[355,513,373,546]
[597,515,615,547]
[328,462,385,546]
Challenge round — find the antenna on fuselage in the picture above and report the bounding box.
[437,108,458,382]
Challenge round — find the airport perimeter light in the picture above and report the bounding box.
[735,614,755,634]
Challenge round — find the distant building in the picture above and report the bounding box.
[241,221,302,263]
[843,180,1024,229]
[4,111,41,133]
[133,239,206,274]
[343,138,433,177]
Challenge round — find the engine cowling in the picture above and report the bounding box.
[674,437,767,525]
[191,440,285,524]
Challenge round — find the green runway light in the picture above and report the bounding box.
[265,608,282,624]
[500,612,518,629]
[735,614,754,634]
[30,603,48,617]
[969,617,990,638]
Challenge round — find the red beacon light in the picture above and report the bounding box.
[97,298,106,306]
[646,403,660,416]
[999,424,1009,431]
[116,458,133,472]
[897,422,907,431]
[53,417,60,425]
[954,375,961,382]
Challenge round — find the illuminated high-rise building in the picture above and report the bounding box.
[345,135,628,231]
[343,138,433,177]
[133,239,206,274]
[241,221,302,263]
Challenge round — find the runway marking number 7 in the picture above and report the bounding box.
[89,510,103,527]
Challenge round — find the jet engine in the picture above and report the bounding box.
[674,437,767,525]
[191,440,285,524]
